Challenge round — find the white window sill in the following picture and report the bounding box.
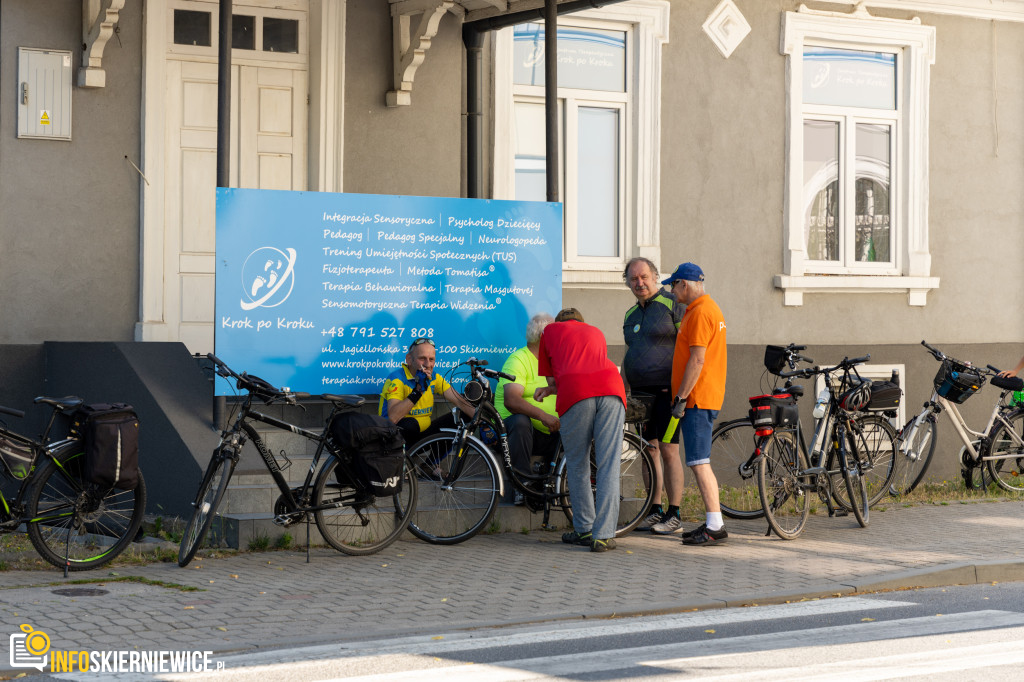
[773,274,940,306]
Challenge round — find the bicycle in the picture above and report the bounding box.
[404,358,655,544]
[714,345,899,524]
[0,397,146,572]
[177,354,417,567]
[888,341,1024,495]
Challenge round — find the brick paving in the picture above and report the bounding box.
[0,500,1022,659]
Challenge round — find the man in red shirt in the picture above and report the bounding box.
[535,308,626,552]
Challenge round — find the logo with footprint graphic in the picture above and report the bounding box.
[240,247,296,311]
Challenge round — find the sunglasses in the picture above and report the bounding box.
[409,337,435,349]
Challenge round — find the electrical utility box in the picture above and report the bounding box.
[17,47,73,140]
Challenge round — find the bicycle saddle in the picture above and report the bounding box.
[321,394,366,407]
[33,396,84,410]
[777,385,804,398]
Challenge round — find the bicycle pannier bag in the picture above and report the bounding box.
[748,393,798,435]
[933,360,984,404]
[866,381,902,411]
[73,403,140,490]
[0,434,35,480]
[329,412,405,496]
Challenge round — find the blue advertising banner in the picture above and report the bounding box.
[215,188,562,396]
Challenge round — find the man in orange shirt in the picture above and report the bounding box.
[664,262,729,546]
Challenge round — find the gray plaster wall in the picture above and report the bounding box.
[342,0,465,198]
[644,1,1024,348]
[0,0,143,344]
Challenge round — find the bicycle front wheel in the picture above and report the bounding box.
[405,434,500,544]
[985,408,1024,492]
[314,455,417,555]
[832,415,897,508]
[558,431,655,537]
[834,429,869,528]
[757,432,809,540]
[27,449,147,572]
[712,419,763,519]
[890,413,936,496]
[178,449,235,567]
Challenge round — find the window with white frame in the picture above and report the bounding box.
[493,2,669,286]
[776,8,938,306]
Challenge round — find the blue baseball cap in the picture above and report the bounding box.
[661,262,704,285]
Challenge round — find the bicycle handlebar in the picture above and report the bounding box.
[206,353,304,404]
[778,367,818,379]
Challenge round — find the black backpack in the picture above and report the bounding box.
[329,412,405,496]
[73,403,140,490]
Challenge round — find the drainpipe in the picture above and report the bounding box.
[214,0,232,429]
[543,0,558,203]
[461,0,632,200]
[464,26,485,199]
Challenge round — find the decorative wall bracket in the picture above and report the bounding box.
[387,0,461,107]
[79,0,125,88]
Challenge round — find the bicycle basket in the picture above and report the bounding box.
[933,359,984,404]
[763,345,788,375]
[625,392,655,424]
[837,379,873,412]
[748,393,798,436]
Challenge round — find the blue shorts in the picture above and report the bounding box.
[681,408,718,466]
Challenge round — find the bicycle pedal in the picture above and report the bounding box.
[830,508,848,518]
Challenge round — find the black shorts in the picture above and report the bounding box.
[632,385,678,445]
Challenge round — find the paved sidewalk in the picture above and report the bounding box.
[1,500,1022,660]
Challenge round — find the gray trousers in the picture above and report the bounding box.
[559,396,624,540]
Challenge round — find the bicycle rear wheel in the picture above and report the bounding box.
[712,418,763,519]
[831,415,896,508]
[841,446,870,528]
[405,434,500,544]
[985,408,1024,492]
[890,413,936,496]
[757,432,809,540]
[558,431,655,536]
[178,449,235,567]
[27,448,147,571]
[314,456,417,555]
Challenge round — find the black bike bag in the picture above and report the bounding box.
[73,403,140,490]
[329,412,405,496]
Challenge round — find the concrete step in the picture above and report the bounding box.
[218,502,573,549]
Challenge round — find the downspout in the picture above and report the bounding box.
[214,0,232,428]
[461,0,632,200]
[463,26,485,199]
[544,0,558,203]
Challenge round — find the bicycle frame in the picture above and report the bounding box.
[903,389,1021,464]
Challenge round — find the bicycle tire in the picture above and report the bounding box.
[405,434,500,545]
[712,418,764,519]
[985,407,1024,492]
[757,431,809,540]
[837,429,869,528]
[314,455,417,555]
[558,431,655,537]
[830,415,897,508]
[890,413,936,496]
[27,448,147,572]
[178,450,235,567]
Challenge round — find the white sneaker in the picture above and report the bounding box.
[651,515,682,534]
[642,510,664,527]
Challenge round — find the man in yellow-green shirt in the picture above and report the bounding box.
[496,313,560,492]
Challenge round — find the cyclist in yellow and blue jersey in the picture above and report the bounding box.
[379,337,475,447]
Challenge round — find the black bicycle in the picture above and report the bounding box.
[0,397,146,572]
[404,358,655,544]
[178,354,417,566]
